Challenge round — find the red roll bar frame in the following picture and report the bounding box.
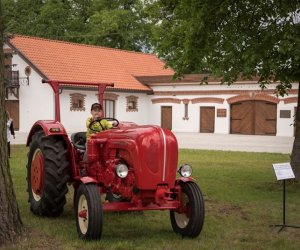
[42,79,114,122]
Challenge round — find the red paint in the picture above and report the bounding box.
[27,79,195,213]
[31,150,44,196]
[78,210,87,219]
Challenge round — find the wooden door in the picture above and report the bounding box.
[200,107,215,133]
[255,102,276,135]
[161,106,172,130]
[230,101,276,135]
[5,100,19,130]
[230,101,254,134]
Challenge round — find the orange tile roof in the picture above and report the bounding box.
[8,35,174,91]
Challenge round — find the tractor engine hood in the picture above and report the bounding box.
[96,125,178,190]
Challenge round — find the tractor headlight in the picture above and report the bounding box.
[178,164,193,177]
[115,164,128,178]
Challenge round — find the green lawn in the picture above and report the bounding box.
[5,145,300,250]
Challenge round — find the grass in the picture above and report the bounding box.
[4,145,300,250]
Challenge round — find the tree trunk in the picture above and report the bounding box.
[290,82,300,180]
[0,2,23,246]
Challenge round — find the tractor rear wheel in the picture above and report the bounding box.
[75,184,103,240]
[27,131,70,216]
[170,181,205,238]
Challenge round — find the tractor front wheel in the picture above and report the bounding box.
[170,181,205,238]
[27,131,70,216]
[75,184,103,240]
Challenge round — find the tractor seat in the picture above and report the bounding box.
[71,132,86,151]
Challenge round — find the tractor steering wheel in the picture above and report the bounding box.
[88,117,119,132]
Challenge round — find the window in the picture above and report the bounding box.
[280,110,291,119]
[103,93,118,117]
[105,99,115,117]
[70,93,86,111]
[128,100,136,109]
[126,96,138,112]
[184,104,189,120]
[182,99,189,120]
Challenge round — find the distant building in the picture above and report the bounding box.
[4,35,297,136]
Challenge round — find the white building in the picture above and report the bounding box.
[4,35,297,137]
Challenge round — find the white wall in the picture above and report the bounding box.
[60,90,151,133]
[277,100,297,137]
[148,95,231,133]
[149,84,298,136]
[12,54,54,132]
[113,92,150,125]
[60,89,91,132]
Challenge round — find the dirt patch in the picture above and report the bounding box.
[1,228,63,250]
[205,197,249,221]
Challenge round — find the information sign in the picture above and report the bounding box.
[272,163,295,181]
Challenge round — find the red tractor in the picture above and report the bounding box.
[26,80,205,240]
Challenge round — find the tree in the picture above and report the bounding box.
[0,1,23,245]
[3,0,85,40]
[3,0,153,52]
[147,0,300,179]
[87,0,152,51]
[3,0,44,36]
[35,0,75,39]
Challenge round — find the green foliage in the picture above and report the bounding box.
[3,0,92,41]
[87,0,152,51]
[35,0,72,38]
[3,0,152,52]
[148,0,300,94]
[3,0,44,36]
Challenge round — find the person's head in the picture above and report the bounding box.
[6,110,10,120]
[91,103,103,119]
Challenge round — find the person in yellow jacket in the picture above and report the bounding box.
[84,103,112,161]
[86,103,112,139]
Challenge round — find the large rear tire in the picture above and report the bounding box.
[75,184,103,240]
[27,131,70,216]
[170,181,205,238]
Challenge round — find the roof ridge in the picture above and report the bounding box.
[12,34,157,57]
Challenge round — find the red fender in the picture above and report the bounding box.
[80,176,98,184]
[26,120,69,146]
[175,177,195,186]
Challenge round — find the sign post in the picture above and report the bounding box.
[272,162,300,233]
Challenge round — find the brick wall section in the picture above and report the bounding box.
[151,98,181,104]
[152,97,225,104]
[254,93,280,103]
[153,89,297,96]
[152,94,283,105]
[181,99,190,104]
[283,97,297,104]
[227,93,279,104]
[126,95,138,112]
[104,93,119,101]
[70,93,86,111]
[191,97,224,104]
[227,94,250,104]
